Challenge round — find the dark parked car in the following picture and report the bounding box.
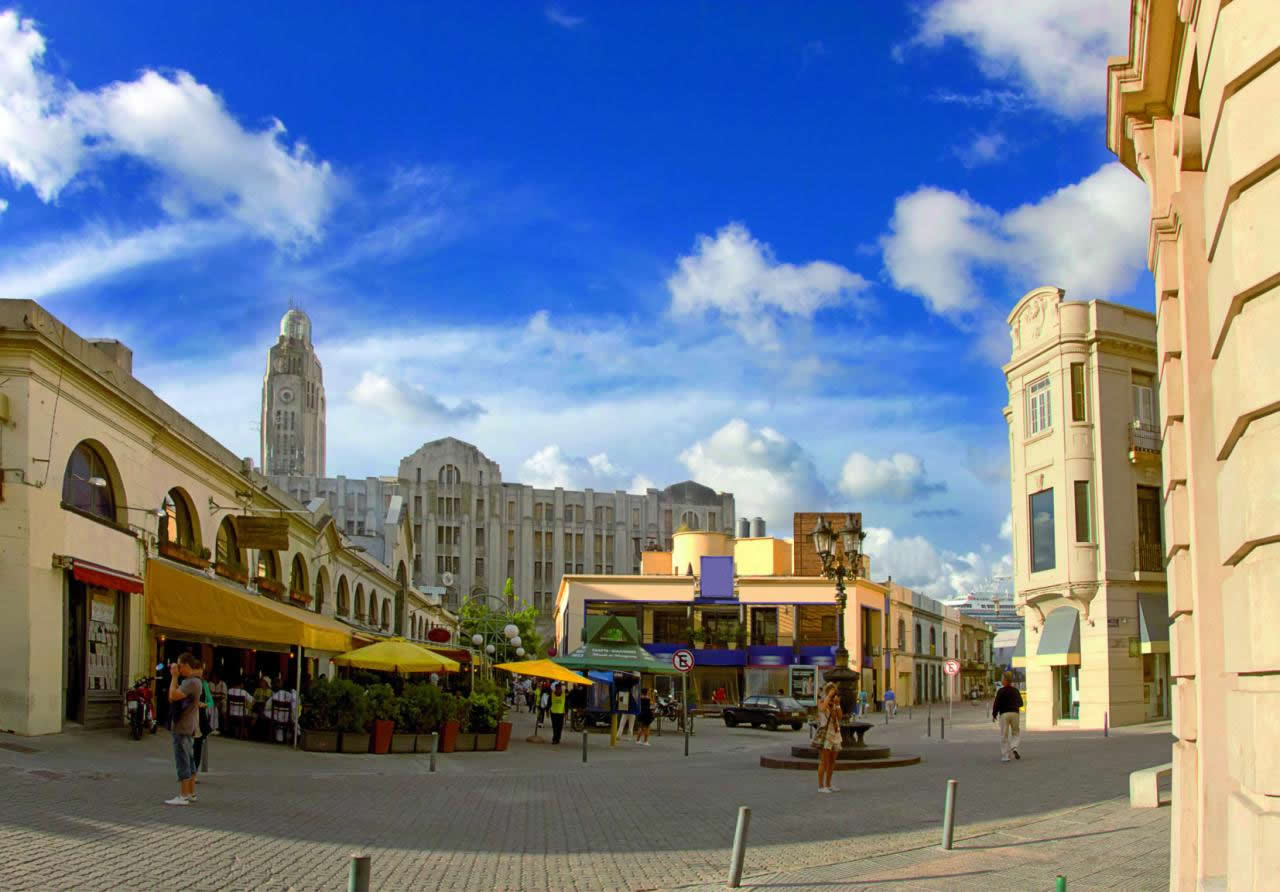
[722,696,807,731]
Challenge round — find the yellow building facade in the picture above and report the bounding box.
[1106,1,1280,886]
[0,300,455,735]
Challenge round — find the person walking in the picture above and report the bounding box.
[884,687,897,717]
[165,653,203,805]
[549,683,567,744]
[635,687,654,745]
[524,682,536,714]
[538,683,551,726]
[993,671,1024,762]
[814,682,842,793]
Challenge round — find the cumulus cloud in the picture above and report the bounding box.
[349,372,485,422]
[545,6,584,28]
[519,445,649,493]
[838,451,946,503]
[954,131,1008,168]
[881,163,1149,319]
[914,508,961,519]
[864,525,1011,598]
[0,10,338,245]
[667,222,868,349]
[912,0,1130,118]
[678,419,830,527]
[999,512,1012,540]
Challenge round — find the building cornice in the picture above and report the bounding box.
[1106,0,1186,173]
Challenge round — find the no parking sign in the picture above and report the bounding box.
[672,649,695,673]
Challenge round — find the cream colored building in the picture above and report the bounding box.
[1004,289,1168,731]
[884,582,993,708]
[553,531,888,705]
[261,308,326,477]
[0,300,455,736]
[1106,1,1280,886]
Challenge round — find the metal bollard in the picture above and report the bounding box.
[726,806,752,888]
[927,715,932,737]
[940,779,958,850]
[348,854,371,892]
[1104,712,1109,737]
[582,730,588,763]
[1056,876,1066,891]
[429,731,437,773]
[941,717,945,740]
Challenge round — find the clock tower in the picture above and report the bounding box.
[261,306,326,477]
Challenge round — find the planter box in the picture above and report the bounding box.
[495,721,513,751]
[214,563,249,586]
[475,733,497,751]
[439,720,460,753]
[254,577,286,598]
[415,732,439,754]
[390,733,416,754]
[340,732,371,754]
[159,541,210,570]
[371,719,394,754]
[300,730,340,752]
[289,589,313,607]
[454,732,477,752]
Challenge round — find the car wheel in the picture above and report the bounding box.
[766,717,780,731]
[724,717,738,728]
[791,722,803,731]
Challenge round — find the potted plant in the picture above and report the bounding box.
[299,676,340,752]
[734,622,748,650]
[438,693,464,752]
[255,576,286,598]
[453,694,478,752]
[404,683,445,753]
[366,684,397,754]
[214,561,249,585]
[691,627,706,648]
[289,589,313,607]
[468,690,501,751]
[333,679,371,753]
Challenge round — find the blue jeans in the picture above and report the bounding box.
[172,733,195,782]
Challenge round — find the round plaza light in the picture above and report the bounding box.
[516,647,526,658]
[510,636,522,648]
[485,643,496,655]
[472,633,484,646]
[503,623,519,639]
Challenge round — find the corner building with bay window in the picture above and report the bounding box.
[1003,288,1168,731]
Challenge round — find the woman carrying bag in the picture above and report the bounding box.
[814,682,843,793]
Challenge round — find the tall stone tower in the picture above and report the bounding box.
[261,307,326,476]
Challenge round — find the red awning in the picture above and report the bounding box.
[432,648,471,664]
[72,559,144,594]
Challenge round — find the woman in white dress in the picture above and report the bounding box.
[815,682,843,793]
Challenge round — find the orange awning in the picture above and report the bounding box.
[145,559,352,653]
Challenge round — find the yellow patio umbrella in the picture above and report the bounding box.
[331,637,461,674]
[492,658,593,686]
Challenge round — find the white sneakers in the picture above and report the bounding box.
[164,796,189,806]
[818,787,832,793]
[1001,756,1011,762]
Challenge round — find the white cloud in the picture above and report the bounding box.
[678,419,830,527]
[864,525,1011,598]
[0,196,6,213]
[519,445,648,493]
[0,11,339,245]
[999,513,1012,540]
[667,222,868,349]
[881,163,1149,319]
[954,131,1007,168]
[913,0,1130,118]
[838,451,946,502]
[349,371,485,422]
[545,6,585,28]
[0,219,237,301]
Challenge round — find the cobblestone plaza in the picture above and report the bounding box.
[1,709,1170,891]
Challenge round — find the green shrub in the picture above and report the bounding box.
[299,676,335,731]
[467,691,501,733]
[471,676,507,722]
[331,679,370,733]
[365,683,399,723]
[400,683,445,733]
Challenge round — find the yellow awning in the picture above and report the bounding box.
[493,659,593,685]
[331,637,461,673]
[145,559,352,653]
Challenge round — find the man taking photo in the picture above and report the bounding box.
[166,653,204,805]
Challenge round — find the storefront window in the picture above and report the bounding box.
[1054,665,1080,719]
[87,588,123,694]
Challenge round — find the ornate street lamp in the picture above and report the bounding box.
[811,513,866,748]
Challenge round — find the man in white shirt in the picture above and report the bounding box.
[269,684,297,742]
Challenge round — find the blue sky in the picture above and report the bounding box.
[0,2,1151,596]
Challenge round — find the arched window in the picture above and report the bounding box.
[897,619,906,650]
[930,628,937,655]
[381,599,391,629]
[915,624,922,654]
[368,592,378,623]
[215,517,243,569]
[314,568,327,614]
[289,554,309,595]
[257,550,279,581]
[679,511,699,531]
[438,464,459,484]
[355,584,366,619]
[159,488,197,549]
[337,577,350,616]
[61,440,119,522]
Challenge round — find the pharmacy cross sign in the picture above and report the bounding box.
[944,659,961,677]
[672,649,695,673]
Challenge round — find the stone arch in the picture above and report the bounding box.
[159,486,201,551]
[289,553,309,595]
[315,565,329,614]
[355,583,366,620]
[337,576,350,616]
[215,517,244,571]
[380,599,391,629]
[257,549,281,581]
[61,438,126,525]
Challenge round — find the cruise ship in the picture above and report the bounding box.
[943,577,1021,632]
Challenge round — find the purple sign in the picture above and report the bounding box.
[699,556,735,600]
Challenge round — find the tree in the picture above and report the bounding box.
[460,595,544,659]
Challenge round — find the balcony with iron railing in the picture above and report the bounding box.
[1133,539,1165,574]
[1129,420,1161,463]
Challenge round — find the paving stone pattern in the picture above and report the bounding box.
[0,706,1171,890]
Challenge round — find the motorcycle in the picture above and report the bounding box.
[657,696,681,722]
[125,674,157,739]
